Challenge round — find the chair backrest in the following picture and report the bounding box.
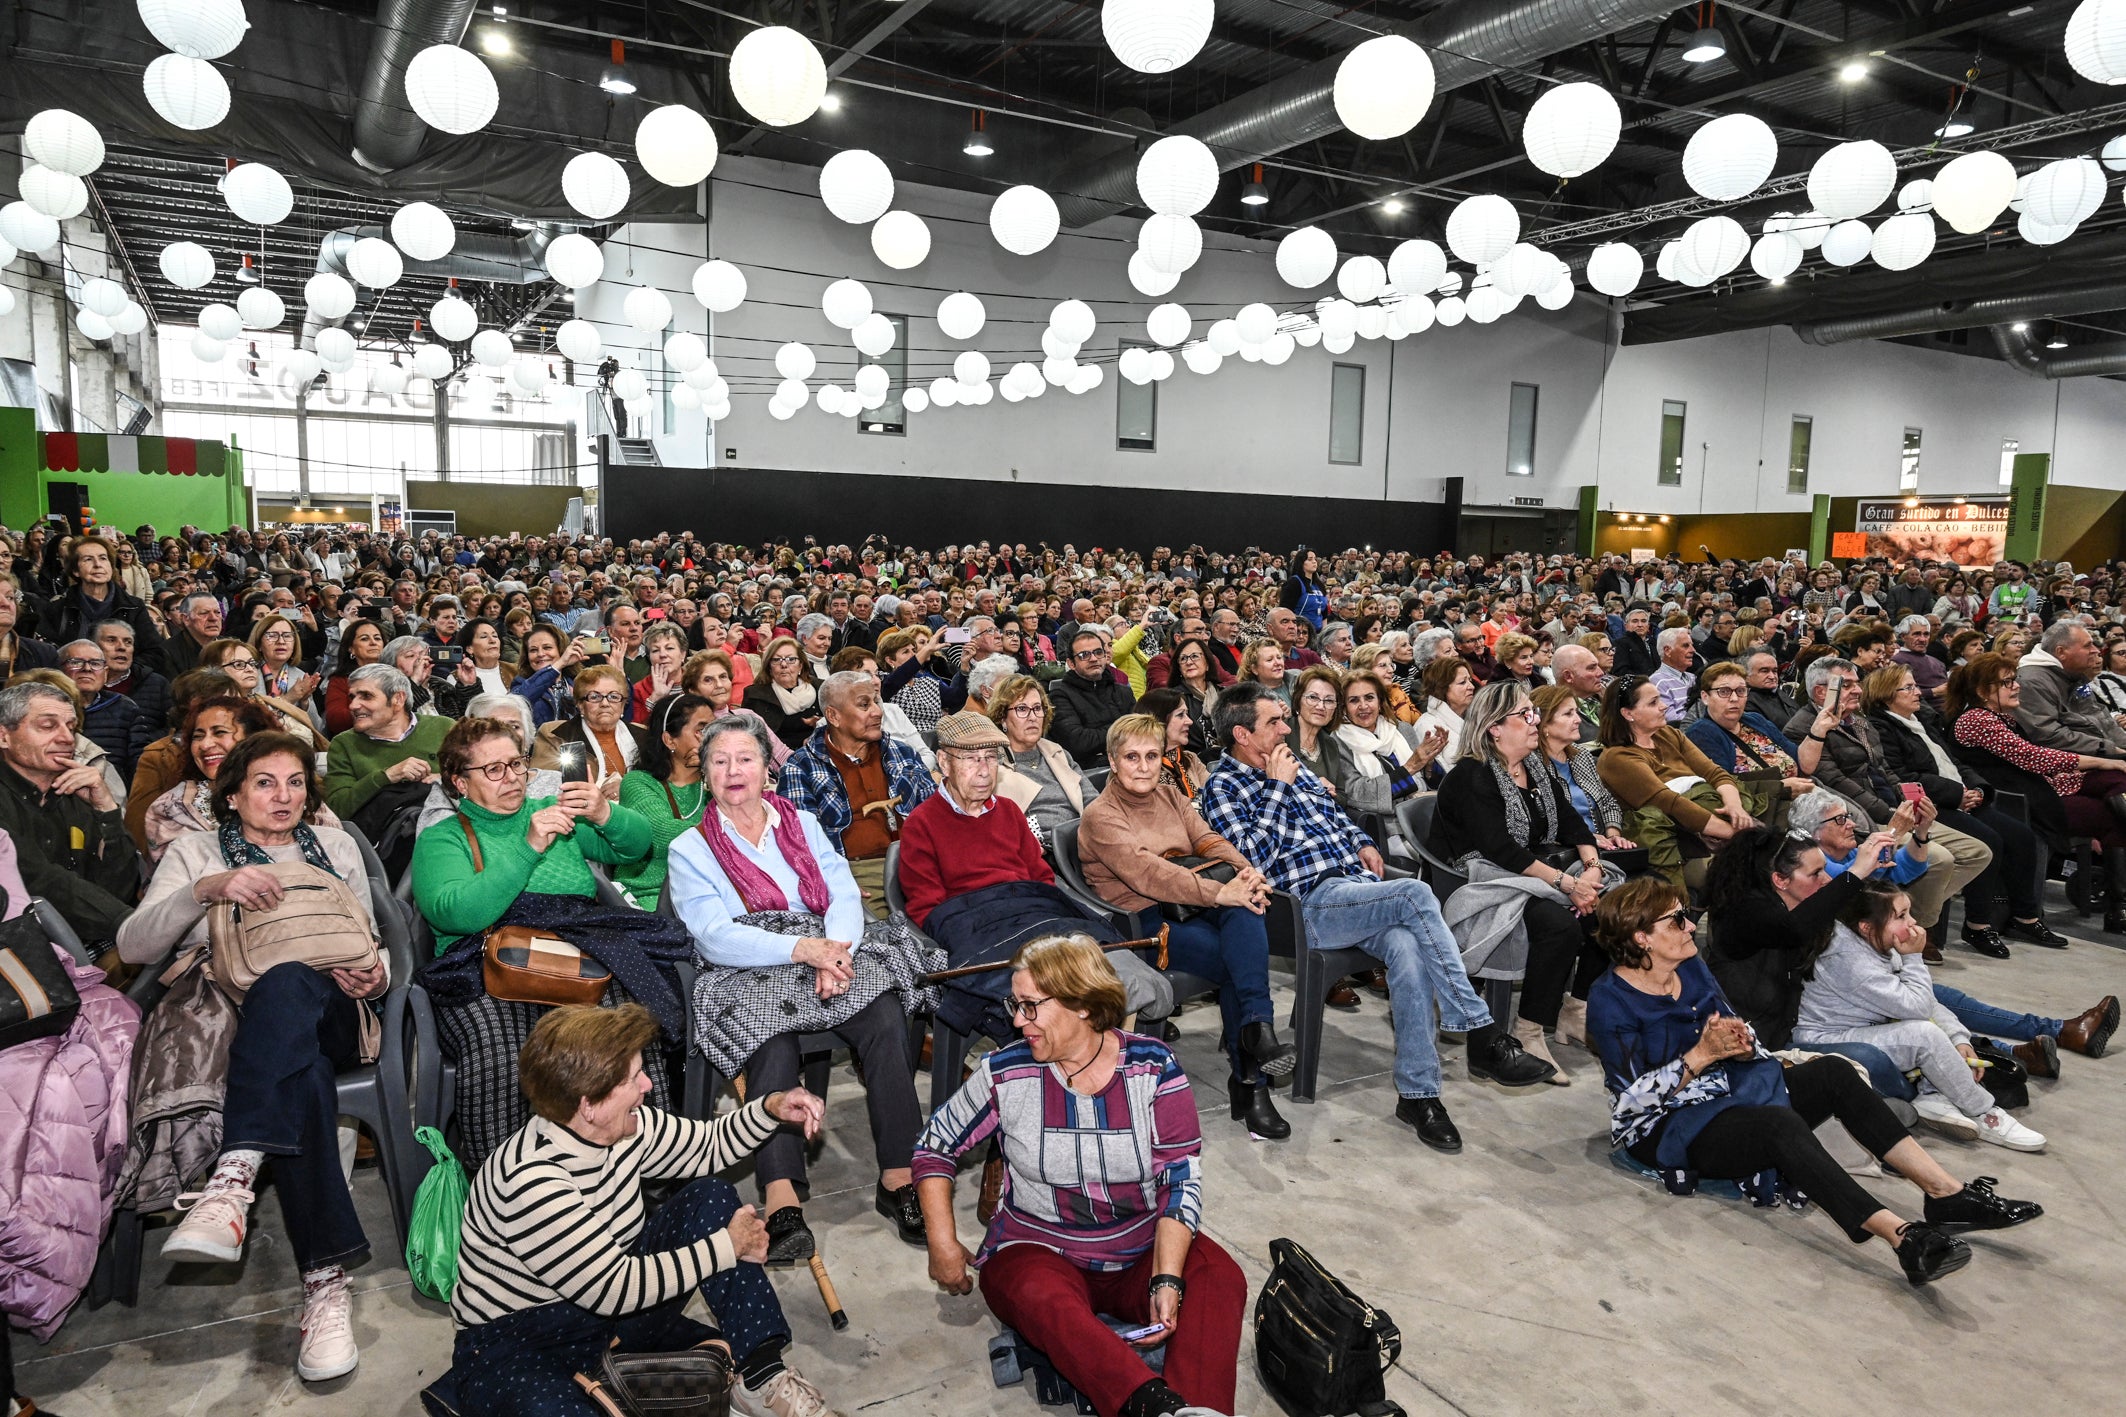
[1394,791,1469,898]
[28,898,94,967]
[1049,819,1091,897]
[884,841,909,916]
[339,820,416,984]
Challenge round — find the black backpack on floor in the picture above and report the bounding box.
[1254,1237,1405,1417]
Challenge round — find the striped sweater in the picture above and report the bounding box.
[452,1100,780,1327]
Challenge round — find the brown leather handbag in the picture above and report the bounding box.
[459,814,611,1009]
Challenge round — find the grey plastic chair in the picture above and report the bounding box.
[28,898,93,967]
[1048,819,1216,1009]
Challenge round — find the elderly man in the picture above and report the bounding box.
[780,669,934,918]
[1264,607,1321,670]
[605,601,649,683]
[59,638,152,784]
[1739,646,1787,726]
[1450,621,1497,684]
[1199,682,1550,1153]
[1613,605,1659,677]
[0,681,139,942]
[1650,627,1699,722]
[1205,608,1245,678]
[1047,628,1138,768]
[1551,643,1605,742]
[1892,615,1948,702]
[166,589,225,674]
[323,663,453,840]
[95,618,170,740]
[2018,620,2126,759]
[1885,565,1936,622]
[895,711,1169,1033]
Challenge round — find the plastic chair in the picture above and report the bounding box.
[1394,793,1470,901]
[28,898,93,967]
[1047,819,1216,1009]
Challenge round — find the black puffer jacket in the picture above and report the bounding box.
[1046,669,1138,767]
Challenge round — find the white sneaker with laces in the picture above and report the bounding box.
[296,1272,359,1382]
[1910,1094,1980,1141]
[731,1365,843,1417]
[1975,1107,2046,1152]
[160,1186,254,1263]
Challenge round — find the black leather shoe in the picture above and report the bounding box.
[2005,917,2071,948]
[874,1183,925,1247]
[762,1205,814,1267]
[1240,1020,1297,1077]
[1924,1176,2044,1232]
[1467,1028,1556,1087]
[1960,926,2011,959]
[1229,1075,1291,1140]
[1394,1096,1462,1153]
[1896,1221,1973,1285]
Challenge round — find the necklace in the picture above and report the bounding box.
[1062,1032,1110,1087]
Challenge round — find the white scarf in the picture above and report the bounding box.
[772,679,818,715]
[1886,710,1963,784]
[1335,719,1413,779]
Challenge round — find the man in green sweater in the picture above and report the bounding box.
[324,663,453,838]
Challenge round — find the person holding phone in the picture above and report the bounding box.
[531,664,649,791]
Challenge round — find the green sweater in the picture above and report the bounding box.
[411,794,654,952]
[611,769,706,912]
[324,715,456,819]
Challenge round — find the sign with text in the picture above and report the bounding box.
[1852,497,2008,566]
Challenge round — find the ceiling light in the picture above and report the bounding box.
[1935,119,1973,138]
[479,28,511,55]
[2011,321,2028,332]
[1839,61,1869,82]
[2048,335,2069,349]
[819,89,841,112]
[236,253,259,284]
[964,109,993,158]
[1682,27,1727,63]
[1240,161,1268,207]
[1381,198,1405,215]
[600,39,636,95]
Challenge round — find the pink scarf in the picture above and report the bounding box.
[697,791,832,915]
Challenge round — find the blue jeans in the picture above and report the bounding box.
[1934,984,2061,1042]
[1800,1040,1917,1101]
[1164,906,1275,1082]
[1300,875,1491,1100]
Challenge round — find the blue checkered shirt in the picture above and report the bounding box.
[1198,754,1377,899]
[778,726,935,852]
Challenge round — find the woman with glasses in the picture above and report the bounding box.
[1587,878,2041,1287]
[987,674,1089,842]
[612,692,716,912]
[740,634,822,750]
[532,664,649,787]
[1013,601,1057,673]
[1598,675,1757,890]
[114,537,153,601]
[1287,666,1361,798]
[197,637,326,750]
[248,613,316,703]
[1682,661,1819,810]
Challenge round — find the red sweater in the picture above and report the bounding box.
[897,790,1050,927]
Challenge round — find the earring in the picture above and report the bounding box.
[1078,1012,1088,1019]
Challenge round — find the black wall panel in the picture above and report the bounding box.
[603,465,1456,556]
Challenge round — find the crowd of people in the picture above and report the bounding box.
[3,520,2122,1417]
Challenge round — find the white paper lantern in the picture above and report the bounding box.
[403,44,498,135]
[870,210,930,269]
[411,343,453,381]
[138,0,248,58]
[384,202,453,264]
[1585,242,1642,297]
[1434,296,1466,328]
[954,350,991,386]
[2023,157,2107,228]
[937,292,986,341]
[822,278,873,330]
[853,312,896,357]
[108,302,148,335]
[1102,0,1213,74]
[1051,299,1097,344]
[1436,270,1464,296]
[1523,82,1621,178]
[539,233,601,290]
[660,331,706,373]
[1068,365,1104,395]
[854,364,890,402]
[1146,303,1192,346]
[305,271,355,319]
[705,396,732,422]
[223,162,292,225]
[728,26,827,126]
[1897,180,1934,213]
[1819,218,1873,266]
[2106,134,2126,172]
[1334,34,1436,141]
[1682,113,1777,201]
[1127,251,1180,297]
[1446,193,1518,266]
[1273,225,1336,290]
[625,285,673,334]
[315,326,355,366]
[1235,302,1278,345]
[563,152,631,221]
[197,301,242,341]
[143,54,229,131]
[2067,0,2126,83]
[635,104,719,187]
[966,380,994,406]
[1043,356,1079,386]
[1357,303,1392,338]
[1315,298,1358,339]
[609,370,646,404]
[1118,347,1151,384]
[430,295,478,342]
[1535,279,1574,311]
[1786,212,1830,250]
[278,351,322,391]
[769,398,798,421]
[1674,216,1748,286]
[471,329,514,367]
[78,277,127,319]
[346,237,403,289]
[691,259,746,312]
[928,377,958,408]
[1466,285,1506,323]
[1198,319,1236,356]
[1139,213,1202,274]
[0,284,23,318]
[1930,150,2017,234]
[1491,244,1553,300]
[1136,135,1218,216]
[775,342,817,380]
[989,185,1060,255]
[1749,232,1802,281]
[1182,344,1222,375]
[1144,349,1175,380]
[182,327,218,358]
[82,309,119,347]
[1808,140,1896,220]
[901,387,929,414]
[556,319,602,364]
[234,284,282,329]
[370,361,408,396]
[1870,211,1936,271]
[819,150,893,224]
[2018,211,2076,246]
[1386,239,1446,296]
[1396,293,1436,334]
[1655,239,1682,281]
[1337,255,1387,303]
[682,363,722,391]
[26,110,104,177]
[20,167,86,222]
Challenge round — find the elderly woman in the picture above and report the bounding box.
[142,696,328,862]
[454,617,517,700]
[511,623,588,727]
[1414,655,1477,774]
[1491,632,1543,694]
[1335,667,1442,815]
[249,613,315,703]
[915,935,1245,1417]
[1014,601,1057,672]
[1078,715,1291,1139]
[1237,638,1295,704]
[742,634,822,750]
[1597,676,1756,889]
[667,716,938,1263]
[988,673,1090,842]
[533,664,650,786]
[116,731,385,1383]
[1682,660,1819,805]
[1135,687,1210,797]
[320,618,386,736]
[412,715,692,1166]
[628,622,690,726]
[417,693,565,836]
[683,647,790,772]
[438,1004,843,1417]
[1287,666,1361,793]
[794,612,836,682]
[1589,878,2041,1287]
[198,637,325,749]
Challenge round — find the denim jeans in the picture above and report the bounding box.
[1164,906,1275,1081]
[1933,984,2061,1042]
[1796,1040,1916,1102]
[1301,875,1490,1100]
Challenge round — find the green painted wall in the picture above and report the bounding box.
[0,408,247,534]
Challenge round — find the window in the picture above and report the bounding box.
[1506,382,1538,477]
[1900,426,1922,491]
[1786,415,1813,495]
[1998,437,2021,487]
[1657,400,1686,486]
[1117,342,1156,451]
[860,314,908,436]
[1329,363,1365,464]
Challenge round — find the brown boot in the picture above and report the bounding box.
[1922,916,1947,964]
[2011,1035,2060,1079]
[2058,996,2119,1058]
[1325,982,1360,1011]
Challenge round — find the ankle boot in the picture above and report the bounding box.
[1922,916,1947,963]
[1228,1075,1291,1140]
[2105,848,2126,934]
[1555,995,1589,1048]
[1513,1018,1571,1085]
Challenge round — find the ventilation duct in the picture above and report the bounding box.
[300,225,556,347]
[1988,323,2126,379]
[1795,279,2126,345]
[351,0,483,172]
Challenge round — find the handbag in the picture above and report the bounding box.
[459,814,611,1008]
[1968,1037,2031,1110]
[1155,851,1238,925]
[573,1342,733,1417]
[0,891,80,1051]
[206,861,379,1000]
[1255,1237,1404,1417]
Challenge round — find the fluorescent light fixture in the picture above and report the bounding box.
[1839,61,1869,82]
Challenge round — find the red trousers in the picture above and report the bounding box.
[979,1235,1246,1417]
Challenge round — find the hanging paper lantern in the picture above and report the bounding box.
[870,210,931,269]
[853,312,896,357]
[900,387,929,414]
[1146,303,1192,346]
[681,363,722,391]
[1051,299,1097,344]
[1275,225,1338,289]
[2022,157,2106,228]
[989,185,1060,255]
[2105,134,2126,171]
[853,364,890,402]
[315,326,355,367]
[1136,135,1218,216]
[143,54,229,131]
[1819,218,1874,266]
[1748,232,1802,281]
[556,319,602,364]
[1067,365,1103,395]
[1315,298,1358,339]
[544,232,604,289]
[1446,193,1518,266]
[506,361,547,396]
[663,331,708,372]
[78,308,116,344]
[2018,211,2076,246]
[25,110,104,179]
[2067,0,2126,84]
[1808,140,1896,220]
[411,343,453,381]
[108,301,149,335]
[1043,356,1079,385]
[954,350,991,386]
[223,162,292,225]
[563,152,631,221]
[1585,242,1642,297]
[1128,250,1180,297]
[965,380,994,406]
[624,285,673,334]
[0,204,58,254]
[1786,212,1830,250]
[768,398,798,421]
[20,166,87,221]
[774,378,810,409]
[1491,243,1552,300]
[1356,303,1391,338]
[1870,211,1936,271]
[138,0,248,58]
[236,284,283,329]
[1436,270,1464,296]
[1682,113,1777,201]
[822,278,873,330]
[1333,35,1436,141]
[346,236,403,289]
[1235,302,1278,345]
[1386,239,1447,295]
[1118,348,1151,385]
[927,377,958,408]
[195,301,240,341]
[391,202,456,262]
[819,150,894,224]
[692,258,747,312]
[1897,180,1934,213]
[611,368,648,401]
[1466,286,1505,324]
[430,295,478,342]
[728,26,827,127]
[1434,296,1466,328]
[183,327,219,358]
[403,44,498,135]
[775,341,817,380]
[1675,215,1748,286]
[937,291,985,340]
[370,361,408,396]
[1337,255,1387,303]
[1102,0,1213,74]
[1535,279,1574,311]
[1138,213,1201,274]
[1522,82,1621,178]
[304,272,356,319]
[1923,154,2013,236]
[1147,349,1178,379]
[635,104,719,187]
[1655,239,1682,281]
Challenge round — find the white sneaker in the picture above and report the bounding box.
[1911,1094,1980,1141]
[1975,1107,2047,1152]
[161,1186,254,1263]
[296,1272,359,1382]
[731,1365,843,1417]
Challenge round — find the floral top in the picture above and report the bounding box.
[1953,706,2083,796]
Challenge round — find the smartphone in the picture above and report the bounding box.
[1900,783,1924,806]
[359,604,386,622]
[557,742,590,784]
[433,645,466,668]
[943,627,972,645]
[581,634,609,656]
[1117,1323,1167,1343]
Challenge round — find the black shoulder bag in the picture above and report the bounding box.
[0,889,82,1051]
[1255,1237,1405,1417]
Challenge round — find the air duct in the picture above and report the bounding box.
[1988,323,2126,379]
[1795,279,2126,345]
[300,225,556,347]
[351,0,482,172]
[1046,0,1676,228]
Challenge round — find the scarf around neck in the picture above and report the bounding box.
[698,792,830,915]
[1335,719,1414,779]
[1886,710,1964,783]
[772,679,818,715]
[218,816,338,875]
[1491,754,1558,853]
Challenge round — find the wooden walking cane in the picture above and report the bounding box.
[729,1074,850,1328]
[918,926,1170,984]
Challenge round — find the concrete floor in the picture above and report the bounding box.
[19,893,2125,1417]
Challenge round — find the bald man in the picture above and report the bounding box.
[1551,643,1605,742]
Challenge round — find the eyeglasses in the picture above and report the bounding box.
[944,748,1002,766]
[465,755,530,782]
[1003,994,1053,1021]
[1656,906,1700,930]
[1705,685,1747,699]
[1300,693,1339,708]
[1007,703,1045,718]
[219,657,259,671]
[61,656,105,670]
[582,691,628,705]
[1073,649,1109,661]
[768,654,800,666]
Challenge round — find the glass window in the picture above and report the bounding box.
[1329,363,1365,464]
[1506,382,1538,477]
[1787,415,1813,495]
[1657,400,1686,486]
[1117,342,1155,451]
[1900,426,1922,491]
[1998,437,2020,486]
[861,314,908,436]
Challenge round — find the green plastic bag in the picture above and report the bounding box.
[406,1125,469,1302]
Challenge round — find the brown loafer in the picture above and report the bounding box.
[1325,982,1361,1011]
[1362,967,1389,997]
[2059,995,2119,1058]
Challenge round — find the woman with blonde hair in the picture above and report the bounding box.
[1237,638,1295,704]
